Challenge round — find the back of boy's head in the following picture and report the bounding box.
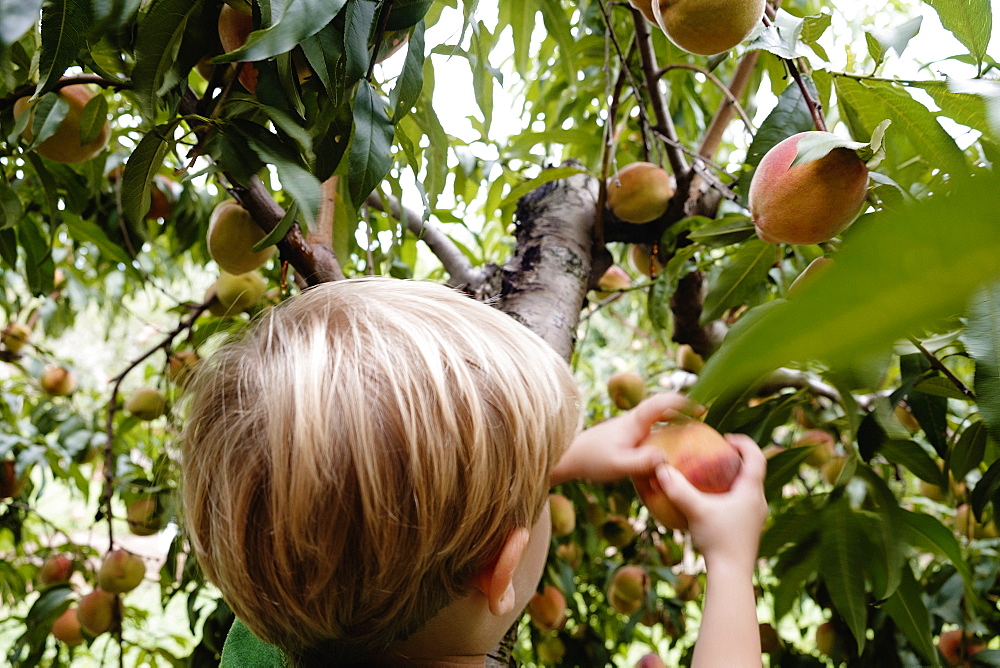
[182,277,580,660]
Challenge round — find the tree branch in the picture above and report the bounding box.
[908,337,976,402]
[657,63,755,136]
[761,15,827,132]
[364,191,485,289]
[0,74,130,110]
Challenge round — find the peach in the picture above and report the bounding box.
[601,514,636,547]
[595,265,632,297]
[0,460,27,498]
[608,565,649,615]
[794,429,837,468]
[675,344,704,373]
[97,549,145,594]
[938,629,986,667]
[40,365,76,396]
[787,256,833,297]
[51,607,85,646]
[127,498,163,536]
[536,636,567,664]
[168,350,200,387]
[628,243,664,277]
[549,494,576,537]
[1,323,31,353]
[608,371,646,410]
[13,84,109,164]
[606,162,674,224]
[77,589,119,635]
[207,199,276,275]
[528,585,568,632]
[628,0,658,24]
[38,554,73,586]
[749,132,869,245]
[815,621,837,657]
[633,421,742,530]
[654,0,766,56]
[215,271,267,315]
[124,387,166,421]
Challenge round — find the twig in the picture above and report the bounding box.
[696,51,759,159]
[365,192,484,288]
[100,300,210,551]
[761,15,826,132]
[829,71,937,88]
[0,74,131,110]
[366,0,395,80]
[657,63,755,135]
[908,337,976,402]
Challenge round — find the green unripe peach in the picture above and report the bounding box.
[536,635,567,664]
[127,498,163,536]
[215,271,267,315]
[675,344,704,373]
[124,387,167,421]
[601,514,636,547]
[549,494,576,537]
[1,323,31,353]
[749,132,869,245]
[607,162,674,224]
[40,365,76,396]
[168,350,200,387]
[608,371,646,410]
[655,0,766,55]
[207,199,276,275]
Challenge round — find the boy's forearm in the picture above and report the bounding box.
[691,557,762,668]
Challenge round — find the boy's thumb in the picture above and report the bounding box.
[655,465,700,515]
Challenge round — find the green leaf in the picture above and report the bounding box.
[0,0,41,47]
[865,31,885,70]
[18,216,54,296]
[122,123,176,227]
[390,21,425,122]
[648,247,697,333]
[344,0,377,82]
[690,174,1000,404]
[900,510,974,587]
[971,459,1000,519]
[536,0,574,85]
[347,81,394,209]
[879,440,942,485]
[230,119,320,227]
[499,166,588,210]
[881,564,939,666]
[964,282,1000,443]
[215,0,346,63]
[0,181,23,231]
[947,79,1000,137]
[687,214,756,248]
[132,0,200,119]
[701,239,775,324]
[902,354,949,457]
[25,93,68,148]
[748,10,807,60]
[386,0,433,30]
[820,500,869,652]
[35,0,91,97]
[764,447,814,501]
[299,18,343,95]
[924,0,992,69]
[951,421,987,480]
[64,217,142,281]
[78,92,108,146]
[789,119,890,167]
[252,202,297,253]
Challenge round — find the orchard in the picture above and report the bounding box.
[0,0,999,666]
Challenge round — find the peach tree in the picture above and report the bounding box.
[0,0,999,665]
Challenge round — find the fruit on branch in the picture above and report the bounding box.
[815,622,837,656]
[97,549,145,594]
[124,387,167,421]
[127,498,163,536]
[938,629,986,667]
[556,542,583,569]
[207,199,277,275]
[749,132,869,245]
[654,0,766,55]
[218,3,259,92]
[40,365,77,396]
[821,456,847,485]
[38,554,74,586]
[108,169,179,220]
[606,162,674,224]
[594,265,632,297]
[1,322,31,353]
[51,607,85,646]
[608,564,649,615]
[954,504,998,539]
[632,421,742,530]
[215,271,267,315]
[608,371,646,410]
[627,0,659,24]
[549,494,576,537]
[528,585,568,632]
[675,344,704,373]
[13,83,110,164]
[894,404,921,434]
[920,461,966,503]
[77,589,119,635]
[759,622,782,654]
[794,429,837,468]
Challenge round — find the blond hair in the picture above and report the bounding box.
[181,278,580,660]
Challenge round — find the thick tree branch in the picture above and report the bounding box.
[500,163,598,362]
[364,191,485,289]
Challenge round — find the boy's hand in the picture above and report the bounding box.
[550,393,701,486]
[654,434,767,571]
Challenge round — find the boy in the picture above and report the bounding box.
[181,277,766,666]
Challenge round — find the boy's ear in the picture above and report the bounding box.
[474,527,531,617]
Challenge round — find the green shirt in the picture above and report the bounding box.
[220,618,288,667]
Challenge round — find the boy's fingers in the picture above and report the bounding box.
[725,434,767,482]
[631,393,703,429]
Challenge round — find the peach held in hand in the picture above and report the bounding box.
[749,132,869,245]
[632,421,742,530]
